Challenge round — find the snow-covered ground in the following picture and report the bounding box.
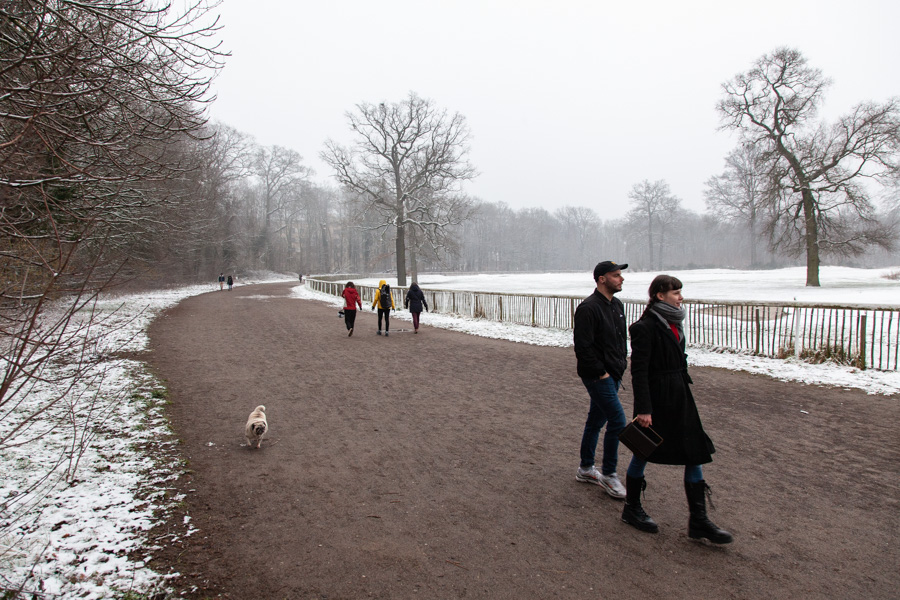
[2,268,897,599]
[0,276,293,598]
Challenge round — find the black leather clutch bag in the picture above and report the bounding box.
[619,418,663,460]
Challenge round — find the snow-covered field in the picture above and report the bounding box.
[2,267,897,598]
[354,265,900,306]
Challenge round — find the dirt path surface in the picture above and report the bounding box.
[146,281,899,600]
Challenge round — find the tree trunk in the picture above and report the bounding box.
[802,189,820,286]
[657,225,665,269]
[749,213,757,267]
[396,224,407,286]
[647,216,655,270]
[409,227,418,283]
[321,224,330,273]
[264,209,273,270]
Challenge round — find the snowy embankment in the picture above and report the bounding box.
[2,268,897,598]
[0,277,293,599]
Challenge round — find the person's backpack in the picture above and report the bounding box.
[379,284,392,309]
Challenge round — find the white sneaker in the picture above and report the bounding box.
[599,473,627,499]
[575,465,602,485]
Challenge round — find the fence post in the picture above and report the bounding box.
[794,308,802,359]
[859,314,867,370]
[754,308,761,355]
[498,296,503,322]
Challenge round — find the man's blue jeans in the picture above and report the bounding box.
[579,377,627,475]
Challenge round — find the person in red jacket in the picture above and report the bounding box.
[341,282,363,337]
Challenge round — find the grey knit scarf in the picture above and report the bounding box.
[650,301,685,339]
[650,301,684,324]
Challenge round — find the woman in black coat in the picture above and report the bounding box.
[404,282,428,333]
[623,274,732,544]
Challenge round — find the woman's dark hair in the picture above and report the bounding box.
[641,274,683,318]
[345,281,355,289]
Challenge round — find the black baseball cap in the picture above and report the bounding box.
[593,261,628,280]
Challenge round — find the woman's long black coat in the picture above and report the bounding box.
[628,314,714,465]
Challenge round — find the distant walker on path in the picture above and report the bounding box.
[372,280,394,336]
[341,281,363,337]
[404,282,428,333]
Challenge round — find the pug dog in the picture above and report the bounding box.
[245,405,268,448]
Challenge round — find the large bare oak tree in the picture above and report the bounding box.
[718,48,899,286]
[321,92,476,285]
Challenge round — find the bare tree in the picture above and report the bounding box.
[321,92,477,285]
[718,47,900,286]
[555,206,601,268]
[627,180,681,270]
[191,123,255,273]
[704,144,770,266]
[0,0,224,581]
[251,145,310,269]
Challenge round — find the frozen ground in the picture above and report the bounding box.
[2,268,897,598]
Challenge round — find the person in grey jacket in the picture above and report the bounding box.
[404,282,428,333]
[572,261,629,499]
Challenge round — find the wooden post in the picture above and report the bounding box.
[498,296,503,322]
[794,308,802,359]
[859,314,867,370]
[755,308,761,355]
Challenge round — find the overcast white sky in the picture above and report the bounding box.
[207,0,900,219]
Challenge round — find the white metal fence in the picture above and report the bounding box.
[307,277,900,371]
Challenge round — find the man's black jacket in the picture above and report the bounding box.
[573,289,628,381]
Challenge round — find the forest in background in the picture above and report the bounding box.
[144,119,900,283]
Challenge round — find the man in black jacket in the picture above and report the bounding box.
[573,261,629,499]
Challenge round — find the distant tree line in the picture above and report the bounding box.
[162,124,898,278]
[85,116,897,281]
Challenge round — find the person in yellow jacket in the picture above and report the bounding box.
[371,279,395,336]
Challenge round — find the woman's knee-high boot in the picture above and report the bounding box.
[622,476,659,533]
[685,480,733,544]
